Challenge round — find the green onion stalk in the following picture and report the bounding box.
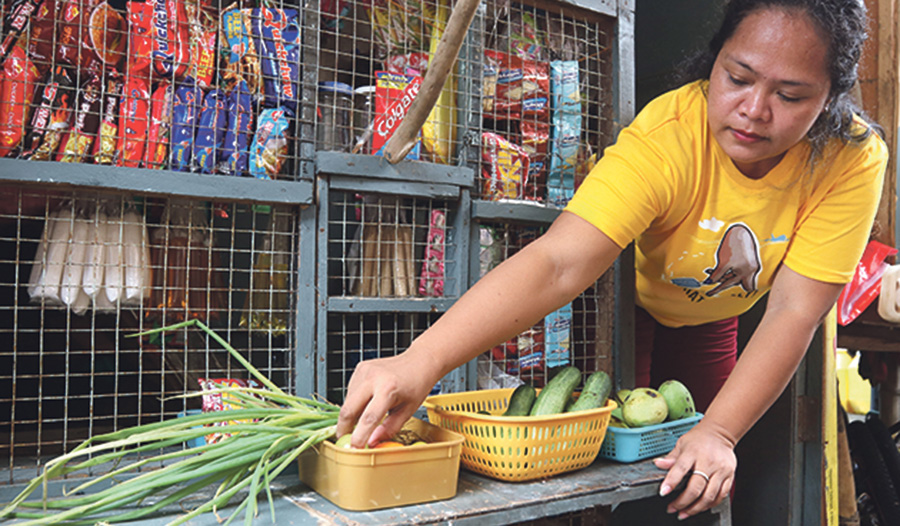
[0,319,341,525]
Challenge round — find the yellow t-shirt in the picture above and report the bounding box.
[565,81,887,327]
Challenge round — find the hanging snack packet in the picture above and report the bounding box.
[26,0,55,70]
[57,0,127,73]
[520,120,549,201]
[92,70,123,164]
[0,0,42,67]
[544,303,572,368]
[186,5,217,88]
[219,8,260,96]
[126,0,153,77]
[372,70,422,160]
[0,45,40,157]
[193,88,226,173]
[169,80,200,171]
[116,73,151,167]
[548,60,581,207]
[517,326,544,374]
[150,0,190,79]
[22,65,76,161]
[218,80,254,176]
[481,131,529,200]
[247,7,301,110]
[59,73,102,163]
[143,81,173,169]
[249,107,292,179]
[418,209,445,297]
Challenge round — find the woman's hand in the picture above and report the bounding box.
[653,421,737,519]
[336,350,442,449]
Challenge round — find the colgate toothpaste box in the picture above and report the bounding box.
[372,71,421,161]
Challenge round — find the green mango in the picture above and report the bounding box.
[658,379,696,421]
[622,387,668,427]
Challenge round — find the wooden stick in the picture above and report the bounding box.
[382,0,480,163]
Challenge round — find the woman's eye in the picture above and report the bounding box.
[728,74,747,86]
[778,93,802,103]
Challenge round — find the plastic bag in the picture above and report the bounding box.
[837,240,898,326]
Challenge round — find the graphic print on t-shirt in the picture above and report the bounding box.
[701,222,762,297]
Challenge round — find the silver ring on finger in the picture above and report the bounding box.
[691,470,710,483]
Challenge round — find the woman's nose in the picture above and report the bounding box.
[740,89,770,121]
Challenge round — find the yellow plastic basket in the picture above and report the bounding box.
[424,388,616,482]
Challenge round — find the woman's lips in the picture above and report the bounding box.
[731,128,765,142]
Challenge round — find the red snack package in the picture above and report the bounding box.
[92,70,123,164]
[0,45,40,157]
[483,50,549,121]
[58,0,127,72]
[22,65,76,161]
[116,73,150,167]
[189,15,217,88]
[126,0,153,78]
[418,209,445,297]
[58,72,103,163]
[149,0,190,79]
[481,131,529,200]
[26,0,55,70]
[384,52,429,76]
[520,120,549,201]
[837,240,899,326]
[143,81,172,169]
[0,0,42,67]
[517,326,545,374]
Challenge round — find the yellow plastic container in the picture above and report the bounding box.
[424,388,616,482]
[297,418,464,511]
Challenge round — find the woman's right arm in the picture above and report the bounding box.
[336,211,624,448]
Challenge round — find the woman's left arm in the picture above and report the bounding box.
[654,264,844,519]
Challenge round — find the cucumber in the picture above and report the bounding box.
[503,384,537,416]
[568,371,612,412]
[529,366,582,416]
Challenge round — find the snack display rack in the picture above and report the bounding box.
[0,3,635,519]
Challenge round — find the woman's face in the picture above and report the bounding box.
[707,8,831,179]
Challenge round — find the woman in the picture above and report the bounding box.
[337,0,888,519]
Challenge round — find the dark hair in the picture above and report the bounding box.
[678,0,876,161]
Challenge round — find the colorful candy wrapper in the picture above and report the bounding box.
[0,45,40,157]
[116,73,151,168]
[247,7,301,109]
[58,73,102,163]
[58,0,127,72]
[249,106,291,180]
[143,82,173,169]
[218,80,254,176]
[22,65,76,161]
[169,80,200,171]
[0,0,43,67]
[418,209,445,297]
[199,377,263,445]
[25,0,55,69]
[481,131,529,200]
[544,303,572,368]
[193,88,226,173]
[547,60,581,207]
[187,7,217,88]
[149,0,190,79]
[372,71,422,160]
[92,70,123,164]
[219,8,259,95]
[126,0,153,78]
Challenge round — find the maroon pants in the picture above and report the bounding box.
[634,307,739,413]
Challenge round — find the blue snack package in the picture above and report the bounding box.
[249,107,292,179]
[170,80,200,171]
[247,8,301,110]
[544,303,572,368]
[193,89,227,173]
[547,60,581,208]
[218,80,255,176]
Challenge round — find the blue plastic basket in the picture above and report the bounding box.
[598,413,703,463]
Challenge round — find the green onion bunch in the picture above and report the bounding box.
[0,320,340,526]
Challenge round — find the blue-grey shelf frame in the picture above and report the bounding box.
[314,151,475,398]
[0,159,320,398]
